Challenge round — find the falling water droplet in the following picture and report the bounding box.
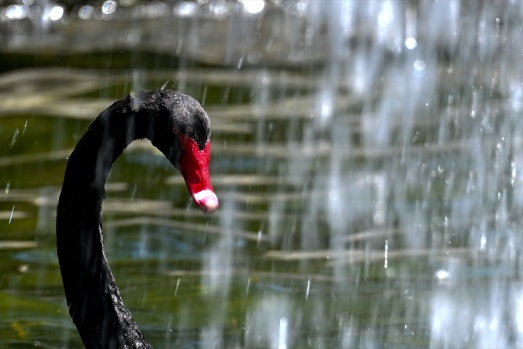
[78,5,94,19]
[174,278,180,296]
[237,55,244,69]
[384,239,388,269]
[10,129,19,148]
[480,234,487,251]
[240,0,265,14]
[278,317,288,349]
[102,0,117,15]
[6,5,26,20]
[48,6,64,21]
[435,269,450,281]
[405,37,417,49]
[9,205,15,224]
[413,59,426,77]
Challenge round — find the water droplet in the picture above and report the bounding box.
[174,1,198,17]
[384,239,388,269]
[435,269,450,280]
[240,0,265,14]
[102,0,117,15]
[6,5,27,20]
[78,5,94,20]
[8,205,15,224]
[413,59,426,71]
[405,37,417,49]
[48,6,64,21]
[10,129,19,148]
[278,317,288,349]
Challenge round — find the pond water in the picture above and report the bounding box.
[1,1,523,348]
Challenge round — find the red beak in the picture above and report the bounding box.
[178,135,219,215]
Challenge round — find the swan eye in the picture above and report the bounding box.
[173,127,179,135]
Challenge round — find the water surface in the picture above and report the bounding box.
[1,1,523,349]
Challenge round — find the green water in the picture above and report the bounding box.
[0,55,468,349]
[4,0,523,347]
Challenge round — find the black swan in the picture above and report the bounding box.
[56,90,218,348]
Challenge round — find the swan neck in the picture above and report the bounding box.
[56,102,152,349]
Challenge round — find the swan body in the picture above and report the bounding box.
[56,90,218,348]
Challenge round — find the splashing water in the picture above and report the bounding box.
[1,1,523,348]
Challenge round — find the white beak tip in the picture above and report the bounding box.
[193,190,219,215]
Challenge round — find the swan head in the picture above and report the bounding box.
[140,90,219,214]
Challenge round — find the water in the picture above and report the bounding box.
[1,0,523,348]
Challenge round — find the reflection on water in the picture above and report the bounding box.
[2,1,523,348]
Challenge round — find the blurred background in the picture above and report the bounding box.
[1,0,523,348]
